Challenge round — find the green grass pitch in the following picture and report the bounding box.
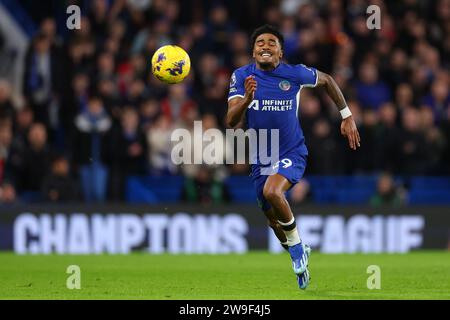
[0,251,449,299]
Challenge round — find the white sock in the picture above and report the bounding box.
[278,217,301,247]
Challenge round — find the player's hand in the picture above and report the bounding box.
[341,116,360,150]
[244,75,257,103]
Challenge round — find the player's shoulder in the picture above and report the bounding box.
[276,63,307,81]
[280,62,318,86]
[232,63,255,77]
[280,62,314,72]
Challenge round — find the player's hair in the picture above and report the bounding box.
[251,24,284,51]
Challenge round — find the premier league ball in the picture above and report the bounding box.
[151,45,191,84]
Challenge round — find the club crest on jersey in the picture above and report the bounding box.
[230,72,237,87]
[279,80,291,91]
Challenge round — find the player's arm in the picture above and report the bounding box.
[316,71,361,150]
[226,75,256,128]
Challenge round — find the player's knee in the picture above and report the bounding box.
[263,186,283,204]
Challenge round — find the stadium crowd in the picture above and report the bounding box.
[0,0,449,204]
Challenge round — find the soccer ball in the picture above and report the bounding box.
[151,45,191,84]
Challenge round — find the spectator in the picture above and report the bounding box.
[422,78,450,122]
[42,156,79,202]
[0,120,12,185]
[420,106,446,173]
[110,107,147,200]
[307,118,341,174]
[160,83,198,126]
[5,123,53,199]
[387,49,409,88]
[370,173,406,207]
[441,107,450,174]
[206,5,235,56]
[88,0,109,42]
[12,106,34,150]
[40,17,63,51]
[354,62,391,110]
[147,114,177,175]
[377,102,401,172]
[0,79,15,119]
[353,109,379,172]
[23,33,62,126]
[181,112,231,179]
[398,107,430,174]
[395,83,415,111]
[60,72,90,133]
[199,71,229,129]
[139,98,160,132]
[194,53,219,94]
[72,96,112,202]
[182,165,230,205]
[0,183,16,204]
[299,93,322,140]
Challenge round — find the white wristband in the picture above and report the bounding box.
[340,106,352,119]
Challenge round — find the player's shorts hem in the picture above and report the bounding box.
[275,171,301,188]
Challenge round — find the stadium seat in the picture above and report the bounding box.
[18,191,42,203]
[408,189,450,205]
[335,189,374,204]
[225,176,255,203]
[126,175,184,203]
[410,177,450,189]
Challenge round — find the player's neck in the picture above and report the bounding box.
[256,61,280,71]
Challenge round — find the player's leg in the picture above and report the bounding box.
[263,173,310,287]
[263,174,303,251]
[263,207,288,250]
[262,174,293,223]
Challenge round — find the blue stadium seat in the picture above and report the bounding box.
[408,189,450,205]
[410,177,450,189]
[313,190,336,204]
[19,191,42,203]
[225,176,255,203]
[335,189,374,204]
[126,175,184,203]
[126,178,158,204]
[125,174,450,205]
[307,175,376,204]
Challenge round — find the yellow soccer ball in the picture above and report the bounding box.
[151,45,191,84]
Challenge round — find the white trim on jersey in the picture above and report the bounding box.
[227,94,245,102]
[296,86,303,118]
[301,69,318,88]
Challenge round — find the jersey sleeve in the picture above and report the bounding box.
[296,64,318,87]
[228,70,245,101]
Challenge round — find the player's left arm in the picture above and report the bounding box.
[316,70,361,150]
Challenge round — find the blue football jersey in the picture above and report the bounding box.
[228,62,318,171]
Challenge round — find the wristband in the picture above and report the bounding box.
[340,106,352,119]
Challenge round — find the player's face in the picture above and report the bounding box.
[253,33,283,70]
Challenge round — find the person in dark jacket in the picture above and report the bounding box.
[72,96,112,202]
[22,32,62,126]
[8,122,53,193]
[109,107,147,200]
[42,155,79,202]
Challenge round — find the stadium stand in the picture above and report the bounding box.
[0,0,449,206]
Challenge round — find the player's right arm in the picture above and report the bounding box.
[226,75,256,128]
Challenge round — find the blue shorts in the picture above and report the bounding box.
[251,153,307,212]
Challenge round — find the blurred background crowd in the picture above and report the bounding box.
[0,0,449,206]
